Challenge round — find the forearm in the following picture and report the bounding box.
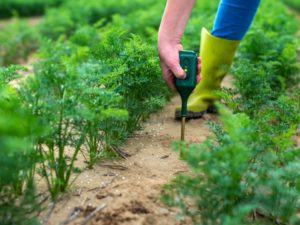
[157,0,200,90]
[158,0,196,44]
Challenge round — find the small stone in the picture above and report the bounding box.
[103,171,116,177]
[160,155,169,159]
[157,207,169,215]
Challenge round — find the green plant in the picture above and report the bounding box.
[182,0,218,50]
[224,60,279,116]
[92,28,172,132]
[162,105,300,225]
[107,2,164,39]
[70,25,171,157]
[239,29,299,87]
[38,8,77,40]
[282,0,300,12]
[0,82,41,225]
[218,1,299,116]
[19,40,129,198]
[75,61,128,168]
[69,25,100,47]
[0,65,24,85]
[0,0,64,18]
[19,42,87,198]
[39,0,160,40]
[162,1,300,223]
[0,20,40,66]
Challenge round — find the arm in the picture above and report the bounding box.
[158,0,201,91]
[212,0,261,40]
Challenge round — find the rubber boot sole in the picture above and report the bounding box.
[174,105,217,120]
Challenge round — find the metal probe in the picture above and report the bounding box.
[175,50,197,141]
[181,117,186,141]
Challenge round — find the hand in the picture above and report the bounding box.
[157,0,198,91]
[158,38,201,91]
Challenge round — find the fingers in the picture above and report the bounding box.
[161,63,177,91]
[166,57,186,79]
[158,44,202,91]
[161,56,202,91]
[197,57,202,83]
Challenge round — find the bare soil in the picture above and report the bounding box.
[0,16,42,30]
[36,71,300,225]
[37,77,235,225]
[3,9,299,225]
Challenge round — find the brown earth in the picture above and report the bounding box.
[37,100,214,225]
[53,10,300,225]
[2,8,299,225]
[0,16,42,30]
[0,19,232,225]
[37,77,235,225]
[37,66,300,225]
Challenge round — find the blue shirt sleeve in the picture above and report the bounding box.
[211,0,261,40]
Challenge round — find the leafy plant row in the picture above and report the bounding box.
[162,0,300,224]
[0,0,164,66]
[0,0,218,67]
[0,66,41,225]
[39,0,161,40]
[0,0,207,223]
[282,0,300,11]
[0,0,219,67]
[0,7,172,225]
[0,0,64,19]
[0,0,298,225]
[0,20,40,66]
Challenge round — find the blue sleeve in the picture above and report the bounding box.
[211,0,261,41]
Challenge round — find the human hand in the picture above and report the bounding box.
[157,0,198,91]
[158,38,201,91]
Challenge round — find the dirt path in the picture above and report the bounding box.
[0,15,227,225]
[1,5,298,225]
[37,77,233,225]
[288,7,300,40]
[32,7,300,225]
[0,16,42,30]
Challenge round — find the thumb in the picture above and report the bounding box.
[169,61,186,79]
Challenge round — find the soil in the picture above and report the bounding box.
[0,18,218,221]
[0,16,42,30]
[36,77,234,225]
[1,9,299,225]
[36,76,300,225]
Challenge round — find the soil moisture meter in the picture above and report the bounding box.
[175,50,198,141]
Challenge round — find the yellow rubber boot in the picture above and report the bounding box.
[175,28,240,119]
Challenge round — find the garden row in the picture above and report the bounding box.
[0,0,64,18]
[0,0,215,66]
[0,0,299,225]
[0,0,162,65]
[163,1,300,225]
[0,0,172,224]
[283,0,300,11]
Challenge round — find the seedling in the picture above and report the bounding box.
[175,50,197,141]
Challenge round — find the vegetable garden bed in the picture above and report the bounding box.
[0,0,299,224]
